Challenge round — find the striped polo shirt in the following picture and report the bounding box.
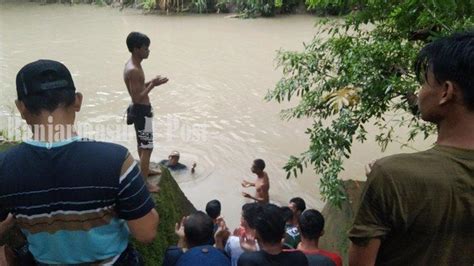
[0,137,155,264]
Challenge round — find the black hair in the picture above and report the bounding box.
[242,203,262,229]
[253,159,266,171]
[21,89,76,115]
[184,211,214,248]
[280,206,293,223]
[126,32,151,53]
[415,31,474,110]
[298,209,325,241]
[254,204,285,244]
[289,197,306,213]
[205,199,221,220]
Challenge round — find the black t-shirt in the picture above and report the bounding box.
[159,159,187,171]
[238,250,308,266]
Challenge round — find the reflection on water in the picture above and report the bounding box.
[0,3,432,228]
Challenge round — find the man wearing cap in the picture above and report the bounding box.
[124,31,168,193]
[159,151,197,172]
[0,59,159,264]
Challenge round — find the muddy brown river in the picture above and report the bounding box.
[0,2,432,228]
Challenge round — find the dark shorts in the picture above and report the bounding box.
[127,104,154,150]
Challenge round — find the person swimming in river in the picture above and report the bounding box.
[159,151,197,173]
[241,159,269,204]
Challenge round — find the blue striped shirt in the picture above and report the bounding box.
[0,138,155,264]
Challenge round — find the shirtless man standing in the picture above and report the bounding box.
[241,159,270,203]
[124,32,168,193]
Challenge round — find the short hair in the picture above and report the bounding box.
[184,211,214,248]
[126,32,151,53]
[20,90,75,115]
[280,206,293,223]
[242,203,262,229]
[289,197,306,213]
[254,204,285,244]
[415,31,474,110]
[205,199,221,220]
[253,159,266,171]
[298,209,325,241]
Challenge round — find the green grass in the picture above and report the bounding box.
[0,142,17,152]
[134,167,196,265]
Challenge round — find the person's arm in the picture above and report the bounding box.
[241,192,266,203]
[348,161,396,266]
[241,180,255,187]
[349,238,381,266]
[214,218,230,250]
[0,214,14,237]
[175,216,187,249]
[117,152,159,243]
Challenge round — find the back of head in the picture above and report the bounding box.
[242,203,262,228]
[184,211,214,248]
[253,159,265,171]
[16,59,76,116]
[254,203,285,244]
[415,31,474,110]
[126,32,151,53]
[298,209,324,241]
[289,197,306,213]
[280,206,293,223]
[205,199,221,220]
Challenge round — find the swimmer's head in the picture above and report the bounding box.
[168,151,180,165]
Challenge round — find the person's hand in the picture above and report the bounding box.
[214,218,230,249]
[242,192,252,199]
[151,75,168,87]
[241,180,251,188]
[365,160,376,176]
[191,162,197,174]
[239,233,258,252]
[174,216,186,239]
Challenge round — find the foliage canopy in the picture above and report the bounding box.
[266,0,473,206]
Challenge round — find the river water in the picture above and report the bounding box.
[0,3,432,229]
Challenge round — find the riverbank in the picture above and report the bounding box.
[4,0,342,18]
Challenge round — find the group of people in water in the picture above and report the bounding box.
[0,29,472,265]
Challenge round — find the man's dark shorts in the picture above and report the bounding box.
[127,104,154,149]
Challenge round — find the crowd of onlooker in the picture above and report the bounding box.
[162,198,342,266]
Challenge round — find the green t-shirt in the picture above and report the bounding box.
[349,145,474,266]
[284,224,301,249]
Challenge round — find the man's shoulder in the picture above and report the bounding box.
[124,64,143,78]
[238,251,265,264]
[309,249,342,265]
[370,148,440,179]
[281,249,307,260]
[76,140,128,153]
[177,245,229,266]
